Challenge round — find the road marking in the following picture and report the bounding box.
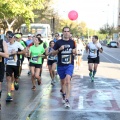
[78,96,84,109]
[101,54,113,63]
[103,51,120,62]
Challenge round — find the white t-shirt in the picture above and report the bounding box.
[7,41,24,66]
[88,42,101,58]
[77,42,84,55]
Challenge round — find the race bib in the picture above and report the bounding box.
[7,55,16,63]
[48,55,55,60]
[32,56,38,63]
[78,49,82,54]
[61,55,71,64]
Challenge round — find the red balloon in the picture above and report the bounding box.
[68,10,78,21]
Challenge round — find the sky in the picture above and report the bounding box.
[52,0,118,30]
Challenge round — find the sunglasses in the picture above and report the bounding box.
[9,36,13,38]
[64,31,69,32]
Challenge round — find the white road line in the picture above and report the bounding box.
[78,96,84,109]
[101,54,113,63]
[103,51,120,62]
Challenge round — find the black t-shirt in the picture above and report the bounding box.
[53,39,75,66]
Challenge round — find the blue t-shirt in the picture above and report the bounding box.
[53,39,75,66]
[26,39,33,46]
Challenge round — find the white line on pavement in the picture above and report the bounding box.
[103,51,120,62]
[101,54,113,63]
[78,96,84,109]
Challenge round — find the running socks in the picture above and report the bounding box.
[93,70,96,77]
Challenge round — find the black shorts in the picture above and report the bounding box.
[47,60,57,66]
[29,62,42,68]
[27,57,30,61]
[6,65,20,79]
[0,63,4,82]
[88,57,100,64]
[77,54,82,56]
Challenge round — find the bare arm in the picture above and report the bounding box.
[0,41,9,58]
[86,44,89,53]
[17,49,26,55]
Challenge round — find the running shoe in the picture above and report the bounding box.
[91,76,94,82]
[14,82,19,90]
[6,95,13,102]
[53,79,56,83]
[31,86,36,91]
[51,80,54,85]
[65,99,70,108]
[60,89,63,94]
[27,71,31,75]
[37,79,41,85]
[89,71,92,78]
[62,93,66,104]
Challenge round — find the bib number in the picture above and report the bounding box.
[48,55,55,60]
[8,55,16,63]
[61,55,71,64]
[32,56,38,63]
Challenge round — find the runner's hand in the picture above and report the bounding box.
[59,45,64,51]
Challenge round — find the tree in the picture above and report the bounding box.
[99,24,115,38]
[0,0,45,30]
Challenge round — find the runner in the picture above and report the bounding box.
[46,41,57,85]
[6,33,25,102]
[76,38,84,69]
[29,37,45,90]
[36,34,47,77]
[53,26,76,108]
[25,34,33,75]
[86,35,103,82]
[0,39,9,110]
[14,33,27,77]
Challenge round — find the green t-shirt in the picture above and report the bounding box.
[19,40,27,59]
[29,44,45,64]
[20,40,27,48]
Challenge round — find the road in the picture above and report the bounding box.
[1,46,120,120]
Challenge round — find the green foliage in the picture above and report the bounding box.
[0,0,45,30]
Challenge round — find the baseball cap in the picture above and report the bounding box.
[15,34,21,38]
[8,33,14,38]
[28,34,32,37]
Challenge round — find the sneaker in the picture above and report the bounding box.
[37,79,41,85]
[89,72,92,78]
[65,99,70,108]
[6,95,13,102]
[60,89,63,94]
[62,93,66,104]
[53,79,56,83]
[51,80,54,85]
[31,86,36,91]
[27,71,31,75]
[91,76,94,82]
[14,82,19,90]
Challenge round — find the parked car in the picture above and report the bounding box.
[107,41,118,48]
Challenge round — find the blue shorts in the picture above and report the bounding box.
[57,64,74,79]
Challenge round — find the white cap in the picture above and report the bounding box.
[28,34,32,37]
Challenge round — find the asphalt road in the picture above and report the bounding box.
[1,46,120,120]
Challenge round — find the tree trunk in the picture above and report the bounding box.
[5,19,17,31]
